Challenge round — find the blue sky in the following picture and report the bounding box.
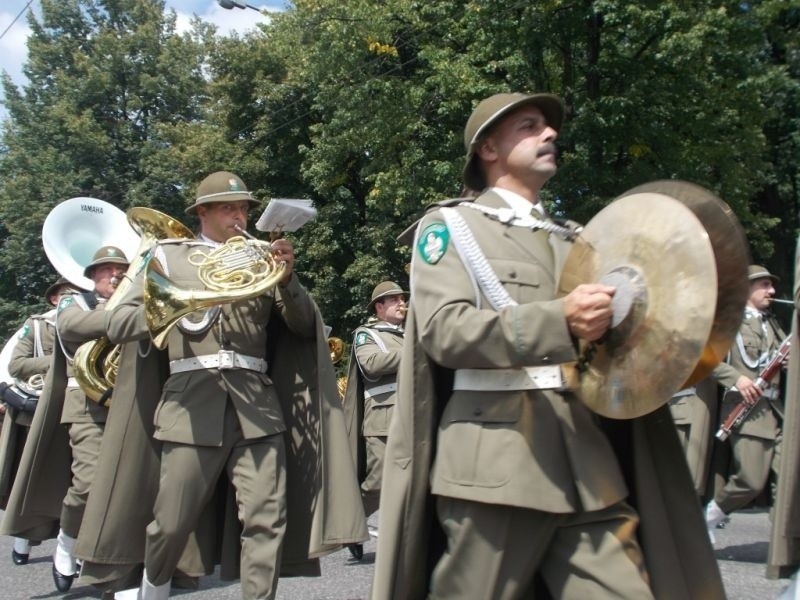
[0,1,287,118]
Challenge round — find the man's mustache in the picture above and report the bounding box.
[537,143,558,158]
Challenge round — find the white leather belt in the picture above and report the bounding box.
[169,351,267,375]
[453,366,564,391]
[66,377,79,388]
[364,382,397,399]
[671,387,697,399]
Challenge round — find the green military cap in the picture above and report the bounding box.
[368,281,408,311]
[83,245,129,278]
[462,92,564,192]
[748,265,779,283]
[185,171,260,215]
[44,276,74,302]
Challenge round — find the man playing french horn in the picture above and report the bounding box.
[104,171,365,600]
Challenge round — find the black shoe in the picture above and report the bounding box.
[347,543,364,560]
[11,549,29,565]
[52,563,75,593]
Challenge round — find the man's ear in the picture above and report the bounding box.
[476,135,497,164]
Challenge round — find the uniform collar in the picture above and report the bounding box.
[744,306,764,320]
[198,233,222,247]
[488,187,545,218]
[372,320,404,333]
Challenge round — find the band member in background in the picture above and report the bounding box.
[51,247,128,591]
[104,171,365,600]
[0,245,128,594]
[706,265,786,542]
[343,280,407,560]
[372,92,723,599]
[1,277,73,566]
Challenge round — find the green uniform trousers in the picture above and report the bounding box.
[61,421,105,537]
[361,435,386,517]
[429,496,654,600]
[716,432,780,513]
[145,402,287,600]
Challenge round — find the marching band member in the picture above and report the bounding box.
[0,246,129,594]
[103,172,365,600]
[706,265,786,542]
[372,92,724,599]
[52,247,128,592]
[1,277,73,566]
[343,280,407,559]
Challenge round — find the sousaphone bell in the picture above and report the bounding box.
[558,181,749,419]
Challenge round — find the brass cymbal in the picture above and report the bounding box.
[619,181,749,385]
[558,192,718,419]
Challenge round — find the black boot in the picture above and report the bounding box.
[52,563,75,593]
[347,543,364,560]
[11,549,29,566]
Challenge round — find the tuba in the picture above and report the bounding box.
[43,198,193,405]
[144,225,286,349]
[72,207,194,405]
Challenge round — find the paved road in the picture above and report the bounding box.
[0,509,792,599]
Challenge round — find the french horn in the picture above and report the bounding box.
[144,225,287,350]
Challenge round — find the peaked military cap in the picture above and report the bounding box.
[83,245,129,278]
[462,92,564,192]
[368,281,408,311]
[748,265,779,283]
[185,171,260,215]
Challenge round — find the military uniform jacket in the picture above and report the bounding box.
[107,241,316,446]
[353,321,403,436]
[7,310,57,427]
[712,308,785,439]
[372,192,725,599]
[8,310,56,383]
[411,191,627,512]
[56,292,109,424]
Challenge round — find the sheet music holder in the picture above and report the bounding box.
[255,198,317,233]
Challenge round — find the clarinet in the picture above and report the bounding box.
[716,334,791,441]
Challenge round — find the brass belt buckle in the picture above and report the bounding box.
[218,350,235,370]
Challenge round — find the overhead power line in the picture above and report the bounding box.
[0,0,35,43]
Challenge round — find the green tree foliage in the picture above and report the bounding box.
[0,0,213,338]
[0,0,797,345]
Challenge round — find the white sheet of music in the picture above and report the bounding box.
[255,198,316,233]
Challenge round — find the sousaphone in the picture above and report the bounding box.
[557,181,749,419]
[42,197,140,291]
